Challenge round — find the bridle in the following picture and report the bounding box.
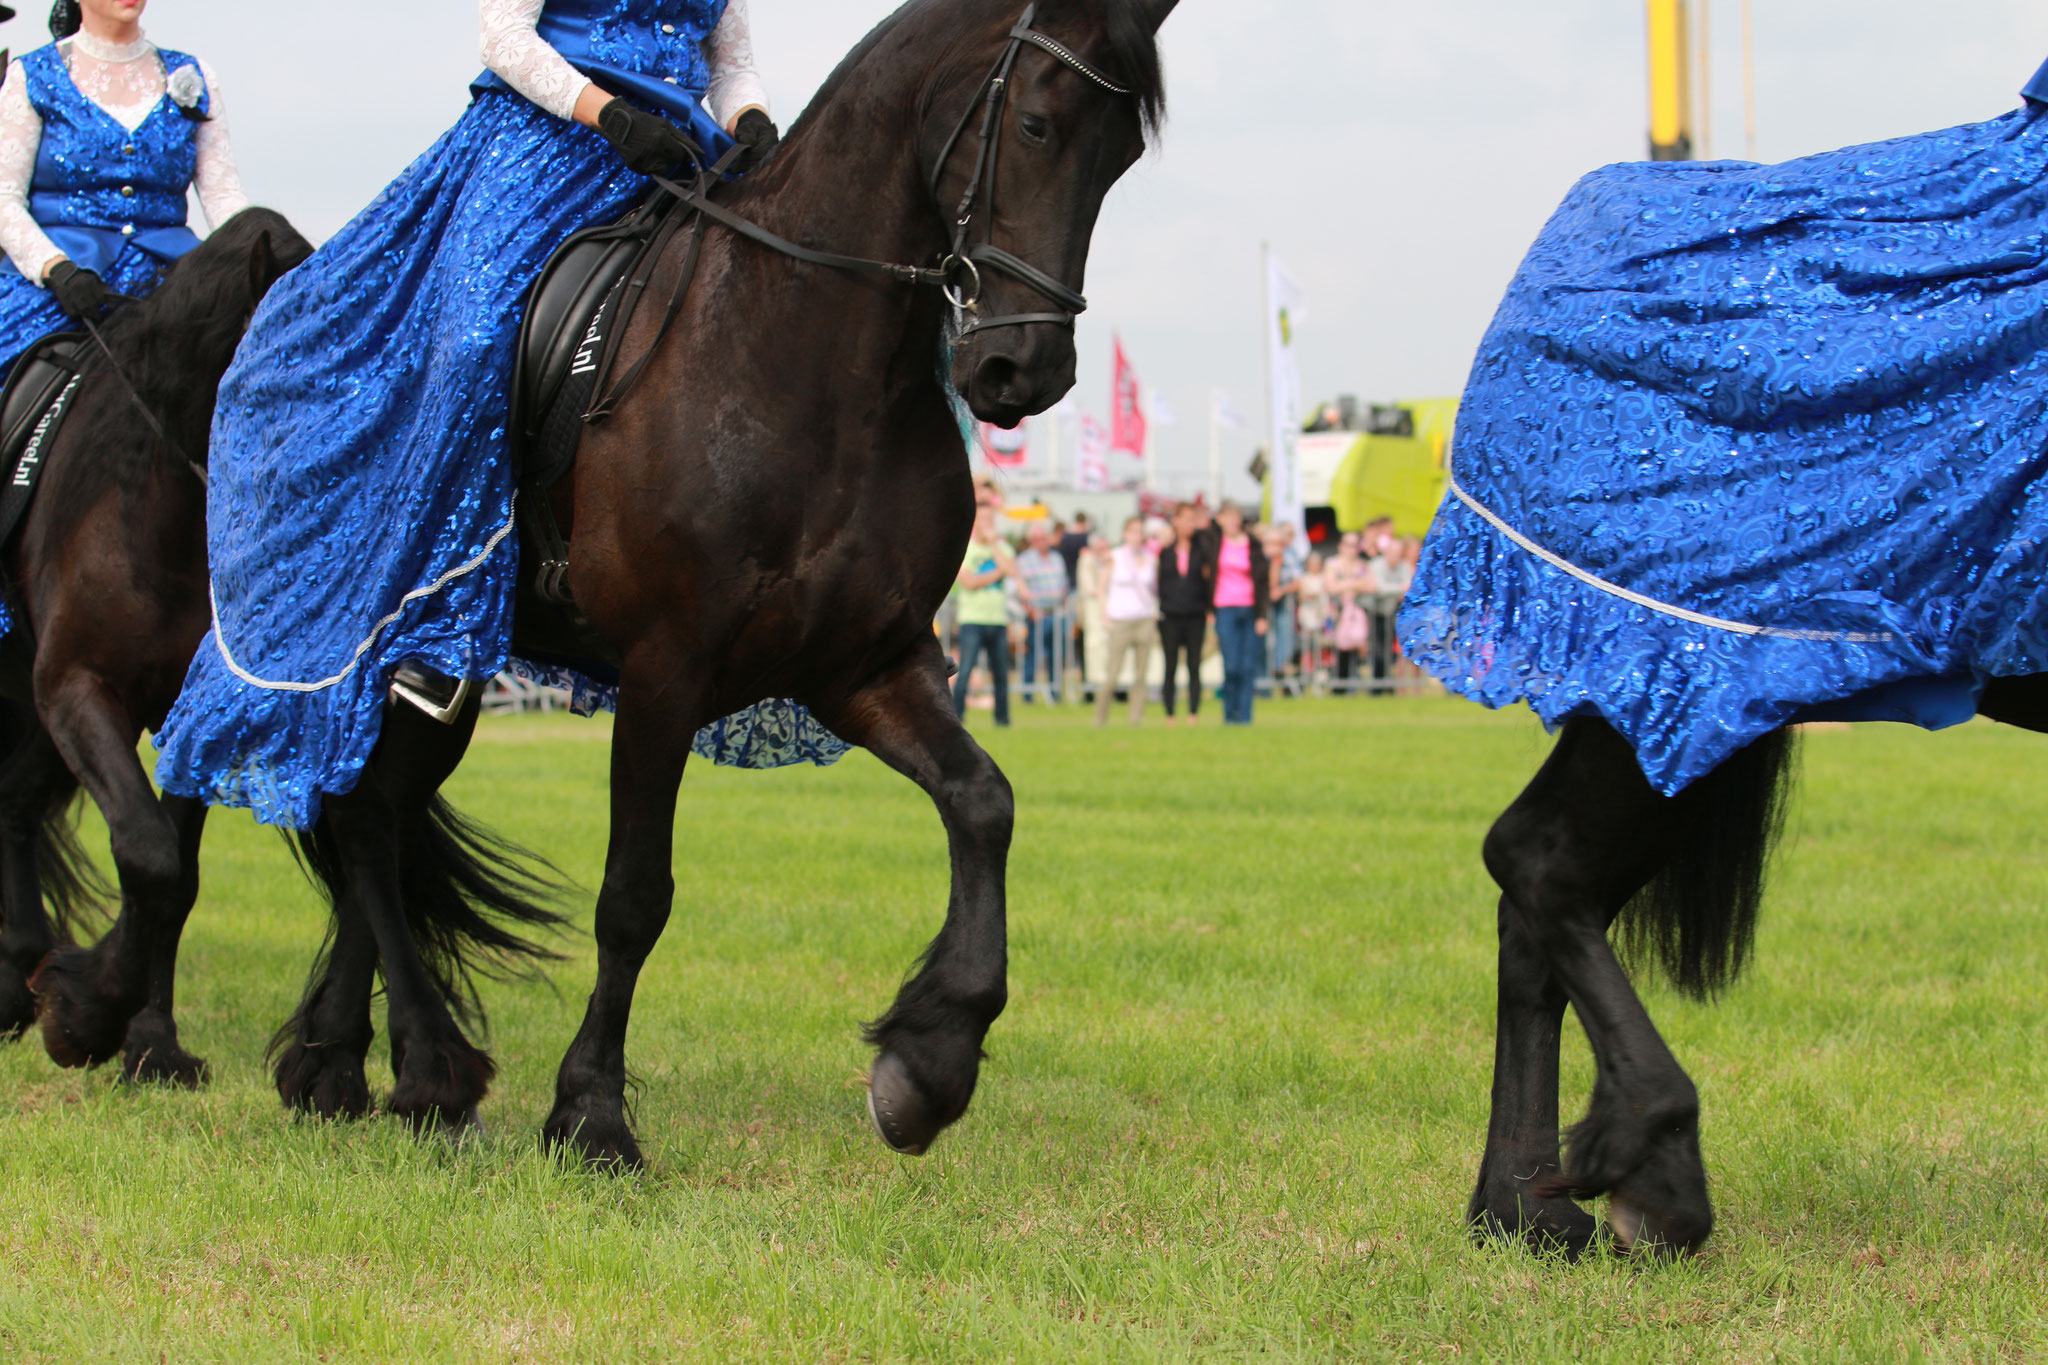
[648,2,1134,349]
[928,2,1134,339]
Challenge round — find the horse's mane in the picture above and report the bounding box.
[786,0,1166,150]
[92,207,313,398]
[39,207,311,530]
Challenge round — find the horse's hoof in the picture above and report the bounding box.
[0,964,36,1040]
[275,1039,373,1121]
[122,1043,210,1090]
[866,1052,943,1156]
[30,949,138,1069]
[385,1036,494,1134]
[541,1110,644,1172]
[1606,1196,1645,1253]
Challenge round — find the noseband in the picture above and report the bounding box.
[930,2,1135,340]
[647,4,1134,350]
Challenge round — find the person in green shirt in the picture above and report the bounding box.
[952,504,1017,727]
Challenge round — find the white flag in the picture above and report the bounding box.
[1265,251,1305,532]
[1213,390,1246,431]
[1077,414,1110,491]
[1148,390,1177,427]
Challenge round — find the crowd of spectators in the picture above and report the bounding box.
[945,476,1425,729]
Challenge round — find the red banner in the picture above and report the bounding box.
[980,421,1029,468]
[1110,337,1147,458]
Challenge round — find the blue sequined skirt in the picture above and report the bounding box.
[1401,102,2048,795]
[153,92,847,829]
[0,245,172,640]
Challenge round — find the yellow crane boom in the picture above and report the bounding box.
[1647,0,1693,161]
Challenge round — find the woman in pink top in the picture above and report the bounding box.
[1095,516,1159,726]
[1210,500,1270,725]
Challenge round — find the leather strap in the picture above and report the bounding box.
[653,173,949,289]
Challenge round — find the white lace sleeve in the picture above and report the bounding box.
[193,59,250,230]
[705,0,770,132]
[0,62,63,285]
[479,0,590,122]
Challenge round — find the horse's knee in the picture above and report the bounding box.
[107,818,181,905]
[940,756,1013,853]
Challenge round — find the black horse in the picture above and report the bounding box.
[0,209,310,1080]
[1470,679,2048,1256]
[178,0,1173,1159]
[11,213,570,1116]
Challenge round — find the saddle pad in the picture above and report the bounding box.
[0,332,88,555]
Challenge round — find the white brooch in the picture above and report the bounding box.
[166,64,208,119]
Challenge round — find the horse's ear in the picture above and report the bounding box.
[248,229,279,299]
[1134,0,1177,31]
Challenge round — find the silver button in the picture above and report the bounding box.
[120,224,134,236]
[661,22,676,33]
[663,76,679,84]
[122,143,135,155]
[120,184,135,196]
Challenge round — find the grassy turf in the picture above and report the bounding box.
[1,697,2045,1362]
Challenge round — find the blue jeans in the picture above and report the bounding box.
[1022,612,1063,701]
[1271,602,1296,683]
[1214,606,1262,725]
[952,623,1011,726]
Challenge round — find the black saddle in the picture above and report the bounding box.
[511,189,687,495]
[507,189,699,676]
[0,331,89,555]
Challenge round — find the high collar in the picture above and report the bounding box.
[68,30,154,64]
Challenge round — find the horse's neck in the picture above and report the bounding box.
[712,76,953,386]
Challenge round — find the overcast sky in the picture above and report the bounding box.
[8,0,2047,498]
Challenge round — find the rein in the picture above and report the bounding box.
[645,2,1131,344]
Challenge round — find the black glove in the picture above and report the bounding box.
[45,259,113,320]
[731,108,780,174]
[596,97,701,176]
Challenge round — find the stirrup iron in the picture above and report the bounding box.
[390,662,476,724]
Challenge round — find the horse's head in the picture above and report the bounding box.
[929,0,1174,427]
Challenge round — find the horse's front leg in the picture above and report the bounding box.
[1483,718,1708,1255]
[1468,898,1600,1255]
[821,637,1013,1155]
[542,663,703,1169]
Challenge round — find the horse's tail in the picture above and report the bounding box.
[1614,727,1801,1000]
[286,795,569,1028]
[37,791,112,944]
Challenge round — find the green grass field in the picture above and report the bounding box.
[2,697,2046,1362]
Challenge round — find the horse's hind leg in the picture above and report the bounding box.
[118,794,210,1087]
[0,713,74,1039]
[272,886,379,1120]
[820,638,1013,1156]
[1478,717,1708,1255]
[30,676,190,1068]
[319,699,493,1131]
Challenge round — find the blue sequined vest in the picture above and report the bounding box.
[472,0,732,153]
[18,40,207,272]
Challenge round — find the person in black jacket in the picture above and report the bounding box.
[1156,501,1215,725]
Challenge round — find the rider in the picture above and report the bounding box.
[153,1,782,829]
[0,0,248,374]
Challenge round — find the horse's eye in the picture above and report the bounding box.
[1018,113,1051,145]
